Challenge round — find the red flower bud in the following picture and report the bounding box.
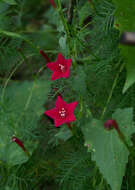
[40,50,50,62]
[12,136,26,151]
[49,0,57,9]
[12,136,30,157]
[104,119,121,135]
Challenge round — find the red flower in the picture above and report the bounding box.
[44,96,78,127]
[46,53,72,80]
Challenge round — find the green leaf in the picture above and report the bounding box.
[83,119,128,190]
[121,46,135,93]
[112,0,135,92]
[2,0,17,5]
[71,66,86,95]
[79,1,92,26]
[0,79,50,166]
[59,36,67,55]
[0,2,9,13]
[3,187,18,190]
[112,0,135,31]
[0,30,22,38]
[55,125,73,142]
[82,108,135,190]
[0,30,38,51]
[112,108,135,146]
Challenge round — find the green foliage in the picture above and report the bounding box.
[83,0,120,118]
[112,0,135,92]
[2,0,17,5]
[0,1,9,13]
[79,1,92,26]
[0,79,51,166]
[112,0,135,31]
[71,66,87,96]
[0,0,135,189]
[57,149,94,190]
[55,125,73,142]
[82,108,135,190]
[121,45,135,93]
[83,119,128,190]
[112,108,135,146]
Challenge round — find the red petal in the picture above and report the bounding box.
[66,59,72,67]
[57,53,65,64]
[63,59,72,78]
[44,108,57,119]
[55,113,76,127]
[66,114,76,123]
[47,62,59,72]
[56,96,67,109]
[63,68,70,78]
[68,102,78,112]
[51,71,63,80]
[54,118,66,127]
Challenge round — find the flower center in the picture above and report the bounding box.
[59,107,66,118]
[59,64,66,73]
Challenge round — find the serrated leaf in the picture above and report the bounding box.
[2,0,17,5]
[82,108,135,190]
[112,0,135,92]
[0,79,50,166]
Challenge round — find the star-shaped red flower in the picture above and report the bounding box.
[44,96,78,127]
[46,53,72,80]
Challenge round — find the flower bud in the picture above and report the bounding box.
[104,119,115,130]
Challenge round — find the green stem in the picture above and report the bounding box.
[100,62,125,119]
[1,63,22,101]
[57,0,70,37]
[57,0,77,68]
[0,30,40,53]
[1,54,35,101]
